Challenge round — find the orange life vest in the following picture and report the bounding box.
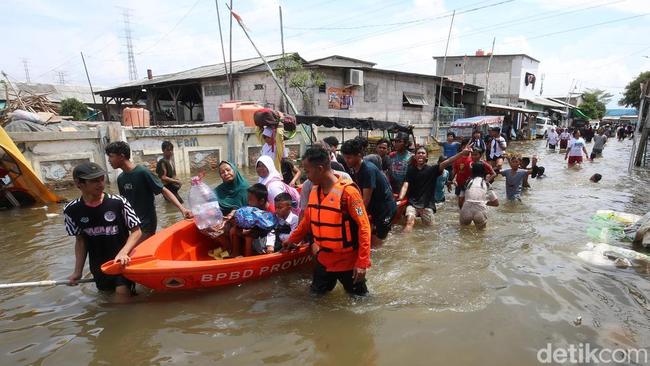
[307,177,359,253]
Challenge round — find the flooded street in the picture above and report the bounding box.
[1,139,649,365]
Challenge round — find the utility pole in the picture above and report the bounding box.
[22,58,31,83]
[539,73,545,95]
[214,0,231,99]
[80,52,97,105]
[483,37,495,114]
[435,9,455,137]
[279,4,288,112]
[122,8,138,81]
[229,0,233,98]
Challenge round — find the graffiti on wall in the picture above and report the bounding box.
[40,158,89,188]
[189,149,220,174]
[327,87,354,110]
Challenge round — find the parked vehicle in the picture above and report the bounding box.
[535,117,554,138]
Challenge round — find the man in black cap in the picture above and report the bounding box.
[63,162,142,295]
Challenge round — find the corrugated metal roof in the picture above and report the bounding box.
[97,54,290,93]
[11,82,105,104]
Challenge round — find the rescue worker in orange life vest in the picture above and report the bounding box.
[283,146,372,296]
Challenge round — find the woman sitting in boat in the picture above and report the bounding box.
[215,161,249,216]
[199,161,249,245]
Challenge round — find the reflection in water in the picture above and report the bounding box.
[1,139,650,365]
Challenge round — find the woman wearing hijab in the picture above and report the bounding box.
[256,155,301,215]
[214,161,250,216]
[256,155,286,205]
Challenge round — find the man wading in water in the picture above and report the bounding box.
[156,141,184,204]
[64,162,142,296]
[283,146,371,296]
[398,145,471,232]
[105,141,191,242]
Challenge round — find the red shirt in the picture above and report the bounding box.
[454,157,494,187]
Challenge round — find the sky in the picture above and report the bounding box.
[1,0,649,108]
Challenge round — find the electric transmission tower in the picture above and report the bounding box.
[56,71,66,85]
[122,8,138,81]
[22,58,31,83]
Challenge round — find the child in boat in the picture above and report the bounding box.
[265,193,299,253]
[500,154,529,201]
[229,183,274,257]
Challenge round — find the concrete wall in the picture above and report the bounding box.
[311,68,439,124]
[200,67,477,123]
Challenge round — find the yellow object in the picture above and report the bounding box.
[0,126,63,204]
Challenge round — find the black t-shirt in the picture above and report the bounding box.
[281,158,295,185]
[350,161,395,218]
[155,158,176,179]
[63,193,141,276]
[405,164,440,210]
[117,165,164,233]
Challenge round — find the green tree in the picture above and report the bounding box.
[60,98,88,120]
[275,54,325,115]
[578,89,611,119]
[619,71,650,109]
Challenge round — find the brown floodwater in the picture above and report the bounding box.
[1,139,649,365]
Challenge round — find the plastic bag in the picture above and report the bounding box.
[234,206,277,231]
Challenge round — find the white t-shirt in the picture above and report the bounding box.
[460,178,497,207]
[568,137,587,157]
[262,143,288,159]
[547,131,559,145]
[489,137,507,158]
[559,132,571,141]
[266,212,299,248]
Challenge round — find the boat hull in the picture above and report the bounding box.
[101,220,313,291]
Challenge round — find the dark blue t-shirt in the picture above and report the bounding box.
[442,142,460,158]
[350,161,396,219]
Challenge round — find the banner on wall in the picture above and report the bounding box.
[519,69,539,99]
[327,87,354,110]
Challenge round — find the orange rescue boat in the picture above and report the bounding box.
[101,220,313,291]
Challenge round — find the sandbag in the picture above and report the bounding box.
[10,110,43,124]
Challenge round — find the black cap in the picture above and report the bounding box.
[73,162,106,180]
[393,132,409,141]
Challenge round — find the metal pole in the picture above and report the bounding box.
[435,9,455,137]
[483,37,495,115]
[227,3,312,144]
[279,4,288,113]
[215,0,231,99]
[80,52,97,105]
[229,0,233,99]
[227,4,297,114]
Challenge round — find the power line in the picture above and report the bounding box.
[136,0,202,55]
[364,0,631,66]
[284,0,515,30]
